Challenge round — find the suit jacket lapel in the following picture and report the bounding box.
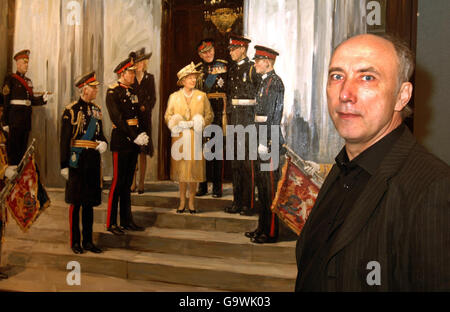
[326,129,417,262]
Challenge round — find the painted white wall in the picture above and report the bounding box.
[103,0,162,181]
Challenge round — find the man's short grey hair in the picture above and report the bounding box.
[378,34,415,118]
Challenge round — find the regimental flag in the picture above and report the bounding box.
[5,153,50,232]
[271,146,332,235]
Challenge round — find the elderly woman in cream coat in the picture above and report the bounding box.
[165,62,214,213]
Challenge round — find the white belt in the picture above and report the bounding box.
[10,99,31,106]
[232,99,256,106]
[255,115,268,123]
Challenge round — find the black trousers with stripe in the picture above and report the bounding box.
[254,158,280,239]
[107,150,138,227]
[8,127,29,165]
[69,204,93,247]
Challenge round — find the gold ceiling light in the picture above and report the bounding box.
[204,0,243,34]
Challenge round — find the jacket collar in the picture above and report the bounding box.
[325,126,417,262]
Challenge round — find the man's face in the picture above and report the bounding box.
[122,69,136,86]
[326,35,411,148]
[229,46,245,62]
[16,59,29,74]
[254,59,269,74]
[83,85,98,102]
[199,47,215,63]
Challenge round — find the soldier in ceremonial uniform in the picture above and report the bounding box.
[0,102,18,279]
[130,48,156,194]
[60,72,106,254]
[245,45,285,244]
[2,50,48,166]
[105,56,149,235]
[226,35,260,215]
[195,39,228,198]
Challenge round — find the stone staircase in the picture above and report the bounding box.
[0,182,297,292]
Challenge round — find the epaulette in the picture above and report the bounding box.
[108,82,119,90]
[216,59,228,64]
[65,100,78,110]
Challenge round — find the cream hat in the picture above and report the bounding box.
[177,62,202,86]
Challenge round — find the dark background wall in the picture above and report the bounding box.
[414,0,450,164]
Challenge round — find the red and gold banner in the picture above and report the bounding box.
[271,157,321,236]
[5,154,50,232]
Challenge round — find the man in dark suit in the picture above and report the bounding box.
[295,34,450,291]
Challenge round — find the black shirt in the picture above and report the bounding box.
[297,124,406,291]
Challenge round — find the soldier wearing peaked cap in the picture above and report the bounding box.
[60,71,106,254]
[246,45,285,244]
[105,56,149,236]
[129,48,156,194]
[195,38,228,198]
[2,49,49,166]
[226,35,260,216]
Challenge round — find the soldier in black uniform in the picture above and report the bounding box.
[195,39,228,198]
[106,56,149,235]
[245,45,285,244]
[226,35,260,215]
[130,48,156,194]
[2,50,48,166]
[60,71,106,254]
[0,100,18,279]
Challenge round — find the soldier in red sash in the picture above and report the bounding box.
[2,50,48,166]
[0,101,19,279]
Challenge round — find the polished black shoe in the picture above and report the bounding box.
[71,243,84,254]
[245,229,262,239]
[0,271,8,280]
[212,192,222,198]
[226,204,241,214]
[107,225,125,236]
[119,224,131,231]
[240,206,253,216]
[176,207,186,214]
[196,190,207,196]
[127,221,145,231]
[83,242,102,253]
[251,234,277,244]
[138,189,144,194]
[188,208,197,214]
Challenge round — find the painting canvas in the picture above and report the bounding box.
[0,0,370,294]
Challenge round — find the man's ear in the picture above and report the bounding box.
[395,82,413,112]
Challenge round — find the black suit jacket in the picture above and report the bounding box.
[295,128,450,291]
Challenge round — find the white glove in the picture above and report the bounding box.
[95,140,107,154]
[304,160,320,176]
[2,125,9,133]
[134,132,149,146]
[258,144,269,155]
[61,168,69,180]
[178,120,194,129]
[5,165,17,180]
[43,91,49,102]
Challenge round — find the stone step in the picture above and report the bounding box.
[0,266,224,292]
[6,197,295,263]
[3,238,297,292]
[33,197,259,233]
[7,223,296,265]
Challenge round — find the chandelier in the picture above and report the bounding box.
[203,0,243,34]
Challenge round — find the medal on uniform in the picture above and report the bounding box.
[71,152,77,162]
[217,77,224,88]
[243,72,247,82]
